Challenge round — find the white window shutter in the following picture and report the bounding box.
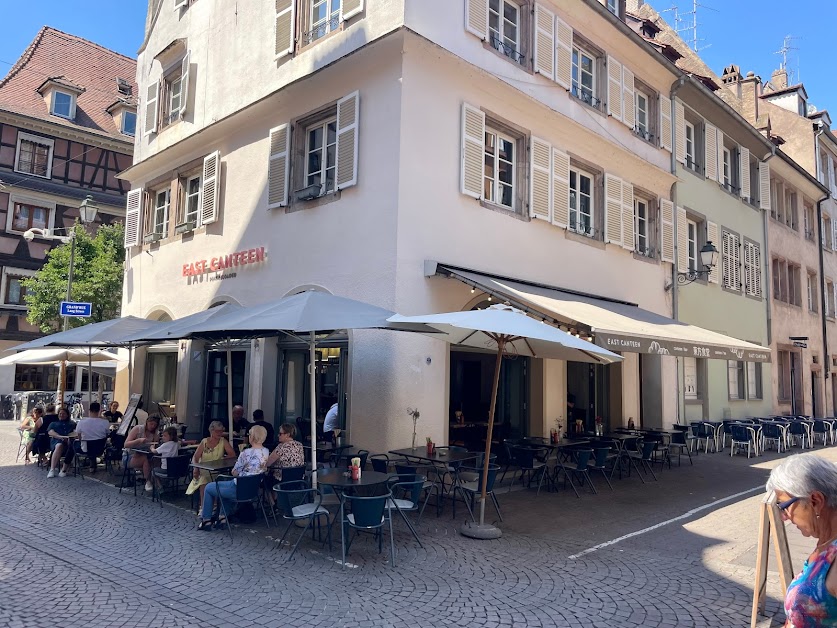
[675,100,685,164]
[552,147,570,228]
[733,234,741,290]
[533,4,555,81]
[144,81,159,136]
[461,102,485,199]
[704,123,717,181]
[341,0,364,21]
[753,243,762,297]
[530,137,552,221]
[660,199,674,263]
[336,91,360,189]
[740,146,750,200]
[268,123,290,209]
[659,94,672,152]
[676,207,688,272]
[179,51,190,119]
[554,16,573,90]
[743,242,753,295]
[174,0,188,8]
[759,161,771,211]
[606,56,623,122]
[622,66,635,130]
[832,220,837,252]
[621,180,634,251]
[830,158,836,197]
[707,221,719,283]
[604,173,623,246]
[201,151,221,225]
[722,231,732,289]
[275,0,295,58]
[124,189,143,248]
[465,0,488,40]
[716,130,725,184]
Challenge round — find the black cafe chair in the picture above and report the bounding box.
[152,454,192,507]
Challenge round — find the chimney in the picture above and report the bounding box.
[738,71,760,127]
[770,68,788,91]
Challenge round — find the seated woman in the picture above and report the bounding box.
[264,423,306,505]
[198,425,269,530]
[19,406,43,464]
[186,421,235,512]
[33,404,58,465]
[124,415,161,492]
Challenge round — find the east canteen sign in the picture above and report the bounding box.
[182,246,267,279]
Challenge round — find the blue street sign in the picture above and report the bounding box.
[60,301,92,318]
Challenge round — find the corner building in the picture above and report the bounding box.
[121,0,767,452]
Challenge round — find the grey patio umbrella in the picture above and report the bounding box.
[121,291,437,482]
[389,304,622,539]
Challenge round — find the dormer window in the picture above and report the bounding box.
[107,100,138,137]
[122,111,137,136]
[52,91,75,119]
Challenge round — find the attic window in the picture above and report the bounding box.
[117,78,133,96]
[51,91,75,119]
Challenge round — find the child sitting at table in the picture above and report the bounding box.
[151,427,180,469]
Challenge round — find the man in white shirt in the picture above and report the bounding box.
[74,402,110,473]
[323,401,340,439]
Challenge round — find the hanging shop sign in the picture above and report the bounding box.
[182,246,267,282]
[594,332,772,363]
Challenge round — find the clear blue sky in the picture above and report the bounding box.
[0,2,146,75]
[648,0,837,111]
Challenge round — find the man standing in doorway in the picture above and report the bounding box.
[323,399,340,441]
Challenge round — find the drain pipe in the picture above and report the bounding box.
[762,147,776,348]
[815,127,830,414]
[669,75,687,425]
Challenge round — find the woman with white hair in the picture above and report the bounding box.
[766,453,837,626]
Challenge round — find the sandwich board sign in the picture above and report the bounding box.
[751,494,795,627]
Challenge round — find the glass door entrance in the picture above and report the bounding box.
[204,350,247,433]
[566,361,611,434]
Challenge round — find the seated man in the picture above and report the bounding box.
[47,408,77,478]
[250,409,275,449]
[75,402,110,473]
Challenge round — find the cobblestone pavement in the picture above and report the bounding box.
[0,422,823,627]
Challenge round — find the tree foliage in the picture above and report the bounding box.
[23,222,125,333]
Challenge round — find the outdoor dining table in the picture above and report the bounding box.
[388,447,479,511]
[190,456,238,479]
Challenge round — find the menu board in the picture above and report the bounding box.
[116,393,143,437]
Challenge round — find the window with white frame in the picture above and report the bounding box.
[305,117,338,196]
[722,147,731,189]
[122,111,137,136]
[307,0,341,43]
[1,267,36,307]
[151,188,170,238]
[183,174,201,226]
[572,45,598,107]
[166,73,184,126]
[827,281,835,318]
[488,0,523,63]
[684,121,696,171]
[484,126,515,210]
[635,89,650,140]
[684,357,700,400]
[824,216,833,250]
[635,197,649,255]
[569,167,594,235]
[687,219,698,274]
[606,0,619,16]
[808,271,818,312]
[51,91,74,119]
[14,133,53,179]
[804,204,816,241]
[746,362,763,399]
[728,360,745,400]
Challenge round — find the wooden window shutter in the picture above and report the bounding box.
[704,122,717,181]
[606,56,623,122]
[759,161,771,211]
[533,4,555,81]
[144,81,159,136]
[179,51,190,119]
[621,180,634,251]
[659,94,672,152]
[707,221,719,283]
[660,199,674,263]
[716,130,725,184]
[675,100,685,164]
[529,137,552,221]
[124,188,143,248]
[622,66,635,130]
[676,206,688,272]
[275,0,295,59]
[551,148,570,228]
[740,146,750,200]
[554,16,573,90]
[341,0,364,21]
[460,102,485,199]
[200,151,221,225]
[604,173,623,246]
[465,0,489,40]
[268,123,290,209]
[336,91,360,189]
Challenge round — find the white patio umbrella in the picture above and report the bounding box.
[125,291,437,484]
[0,347,122,366]
[389,304,622,539]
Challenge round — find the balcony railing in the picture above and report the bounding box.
[569,216,597,239]
[633,127,655,143]
[634,244,657,259]
[489,34,524,64]
[304,16,340,45]
[570,86,601,109]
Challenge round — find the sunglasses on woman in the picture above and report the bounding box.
[777,496,801,511]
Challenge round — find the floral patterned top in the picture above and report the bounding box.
[272,440,305,468]
[232,446,268,478]
[785,541,837,627]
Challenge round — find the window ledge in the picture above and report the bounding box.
[12,168,50,180]
[744,293,763,302]
[287,189,342,213]
[684,398,703,405]
[297,21,346,55]
[681,164,704,179]
[565,229,605,250]
[478,199,528,222]
[632,250,659,265]
[569,93,605,116]
[481,40,529,71]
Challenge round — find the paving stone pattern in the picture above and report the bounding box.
[0,423,788,627]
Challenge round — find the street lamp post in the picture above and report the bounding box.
[23,195,99,405]
[676,241,720,285]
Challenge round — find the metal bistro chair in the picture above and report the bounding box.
[588,446,615,490]
[273,480,331,558]
[730,424,756,458]
[565,449,596,494]
[668,430,693,466]
[510,445,549,495]
[385,475,426,547]
[453,463,503,522]
[72,438,108,478]
[626,441,658,482]
[788,421,811,450]
[499,438,522,484]
[213,474,271,539]
[152,454,192,507]
[394,465,441,518]
[15,428,28,463]
[761,423,785,454]
[341,492,395,569]
[812,420,832,447]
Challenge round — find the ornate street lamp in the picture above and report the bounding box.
[677,240,719,285]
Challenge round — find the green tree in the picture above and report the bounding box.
[23,222,125,333]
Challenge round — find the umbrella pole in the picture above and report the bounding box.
[226,347,234,442]
[461,337,505,540]
[128,345,133,393]
[309,332,318,488]
[88,347,93,409]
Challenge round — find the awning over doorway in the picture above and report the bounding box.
[430,264,771,363]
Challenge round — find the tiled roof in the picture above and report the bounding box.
[0,27,137,144]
